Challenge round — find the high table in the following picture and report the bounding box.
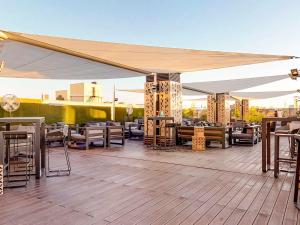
[0,117,46,178]
[261,117,300,172]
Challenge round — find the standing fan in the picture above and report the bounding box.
[126,104,133,116]
[1,94,20,116]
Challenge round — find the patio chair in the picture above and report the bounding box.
[107,125,125,147]
[231,125,258,146]
[124,122,134,139]
[129,123,144,140]
[70,126,107,150]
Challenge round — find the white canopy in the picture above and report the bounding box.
[231,90,297,99]
[0,40,145,79]
[0,30,295,79]
[183,74,288,94]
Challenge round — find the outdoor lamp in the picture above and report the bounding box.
[289,68,299,80]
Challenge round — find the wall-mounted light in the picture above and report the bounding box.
[289,68,299,80]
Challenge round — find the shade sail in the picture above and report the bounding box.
[183,74,288,94]
[0,30,295,79]
[231,90,297,99]
[0,40,146,79]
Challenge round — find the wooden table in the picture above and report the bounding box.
[0,117,46,178]
[262,117,300,172]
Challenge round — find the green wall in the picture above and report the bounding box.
[0,103,144,125]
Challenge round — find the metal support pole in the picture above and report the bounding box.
[111,84,116,121]
[153,73,157,146]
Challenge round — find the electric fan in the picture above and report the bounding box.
[1,94,20,116]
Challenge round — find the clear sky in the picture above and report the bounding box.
[0,0,300,107]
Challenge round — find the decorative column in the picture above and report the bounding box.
[207,94,216,123]
[242,99,249,121]
[216,93,230,126]
[144,73,182,141]
[233,99,242,120]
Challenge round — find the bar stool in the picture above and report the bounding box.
[46,125,71,177]
[293,135,300,207]
[3,131,31,187]
[274,132,296,178]
[159,123,177,151]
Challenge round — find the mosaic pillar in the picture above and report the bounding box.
[216,93,230,126]
[233,99,242,120]
[242,99,249,121]
[144,74,182,140]
[207,94,216,123]
[144,82,155,136]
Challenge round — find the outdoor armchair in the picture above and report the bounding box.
[70,126,106,150]
[107,125,125,147]
[232,125,258,146]
[129,123,144,140]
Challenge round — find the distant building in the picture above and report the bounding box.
[41,94,49,101]
[70,82,102,103]
[53,82,102,102]
[55,90,69,101]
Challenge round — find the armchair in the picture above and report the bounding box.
[70,126,106,150]
[129,123,144,140]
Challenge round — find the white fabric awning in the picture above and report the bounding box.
[183,74,288,94]
[0,40,146,79]
[231,90,297,99]
[0,30,295,79]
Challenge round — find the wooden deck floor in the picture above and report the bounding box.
[0,139,299,225]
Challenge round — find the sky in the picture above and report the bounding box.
[0,0,300,107]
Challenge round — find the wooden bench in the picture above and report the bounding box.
[177,126,230,149]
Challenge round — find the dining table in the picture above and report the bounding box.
[0,117,46,178]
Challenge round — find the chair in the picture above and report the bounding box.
[107,125,125,147]
[129,123,144,140]
[204,127,231,149]
[231,125,258,146]
[2,131,32,187]
[46,125,71,177]
[124,122,134,139]
[70,126,107,150]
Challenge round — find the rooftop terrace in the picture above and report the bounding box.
[1,139,297,225]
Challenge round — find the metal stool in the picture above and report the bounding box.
[46,125,71,177]
[3,131,31,187]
